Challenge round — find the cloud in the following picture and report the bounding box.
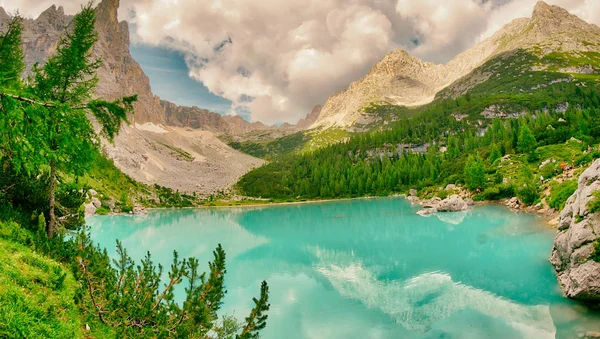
[2,0,600,124]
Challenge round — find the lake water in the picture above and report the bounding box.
[87,197,600,339]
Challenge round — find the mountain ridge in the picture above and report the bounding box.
[310,1,600,130]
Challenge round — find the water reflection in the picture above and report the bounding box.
[88,198,600,339]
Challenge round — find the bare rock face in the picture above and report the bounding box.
[551,159,600,303]
[311,1,600,129]
[0,0,164,124]
[161,100,232,134]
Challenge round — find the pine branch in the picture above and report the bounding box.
[0,92,87,109]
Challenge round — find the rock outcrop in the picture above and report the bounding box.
[311,1,600,129]
[436,195,469,212]
[416,194,469,215]
[551,159,600,303]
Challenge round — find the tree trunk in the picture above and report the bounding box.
[48,160,56,238]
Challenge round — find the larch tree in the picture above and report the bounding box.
[0,4,135,237]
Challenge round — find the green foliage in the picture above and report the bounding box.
[464,155,486,190]
[518,125,537,156]
[0,4,134,237]
[488,145,502,164]
[548,180,578,210]
[75,231,269,338]
[237,281,270,339]
[516,183,540,206]
[0,15,25,88]
[474,184,515,201]
[229,132,310,159]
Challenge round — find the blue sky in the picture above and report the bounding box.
[129,43,233,115]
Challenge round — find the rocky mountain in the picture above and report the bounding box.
[0,1,164,123]
[551,160,600,303]
[0,0,268,194]
[311,1,600,129]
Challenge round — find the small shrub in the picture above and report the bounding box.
[587,191,600,214]
[436,190,448,200]
[517,183,539,206]
[548,180,577,210]
[592,239,600,263]
[475,184,515,201]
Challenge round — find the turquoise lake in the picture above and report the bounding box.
[87,197,600,338]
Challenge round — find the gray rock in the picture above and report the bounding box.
[409,189,418,196]
[445,184,456,191]
[132,204,148,215]
[551,159,600,303]
[84,203,96,216]
[417,207,437,216]
[436,195,468,212]
[88,189,98,196]
[91,197,102,208]
[506,197,521,209]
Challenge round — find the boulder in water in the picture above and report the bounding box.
[437,195,469,212]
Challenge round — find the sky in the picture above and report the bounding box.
[2,0,600,124]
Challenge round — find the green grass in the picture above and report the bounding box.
[301,128,349,153]
[0,234,83,338]
[229,131,310,159]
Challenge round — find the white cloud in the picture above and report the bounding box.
[2,0,599,124]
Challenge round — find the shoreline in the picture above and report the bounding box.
[91,194,559,226]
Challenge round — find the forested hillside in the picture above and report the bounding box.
[237,49,600,207]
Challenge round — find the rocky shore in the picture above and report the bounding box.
[551,159,600,304]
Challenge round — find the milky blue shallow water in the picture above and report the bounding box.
[88,198,600,339]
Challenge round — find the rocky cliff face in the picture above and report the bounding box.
[0,0,164,123]
[311,1,600,129]
[551,160,600,303]
[1,0,269,194]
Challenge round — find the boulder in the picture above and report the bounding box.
[91,197,102,208]
[84,203,96,216]
[551,159,600,303]
[409,189,418,196]
[445,184,456,191]
[436,195,468,212]
[105,199,116,210]
[506,197,521,209]
[417,207,437,216]
[132,204,148,215]
[88,189,98,196]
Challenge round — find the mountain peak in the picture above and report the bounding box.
[37,4,65,21]
[0,7,9,21]
[532,1,575,23]
[97,0,120,26]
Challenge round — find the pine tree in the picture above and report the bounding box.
[0,4,135,237]
[0,14,24,88]
[517,125,537,155]
[464,155,486,191]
